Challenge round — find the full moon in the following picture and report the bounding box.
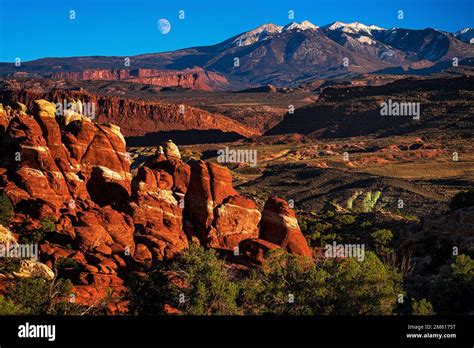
[158,18,171,35]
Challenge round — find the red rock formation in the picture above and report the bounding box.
[259,196,312,257]
[144,141,191,195]
[131,166,188,261]
[184,161,260,249]
[0,100,309,313]
[49,67,229,91]
[239,238,280,265]
[0,100,134,313]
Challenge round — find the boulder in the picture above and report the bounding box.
[13,259,55,280]
[239,238,281,265]
[259,196,312,258]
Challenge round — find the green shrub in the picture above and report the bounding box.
[240,251,403,315]
[411,298,435,315]
[22,216,56,244]
[0,295,26,315]
[56,257,79,279]
[131,244,241,315]
[239,250,330,315]
[0,259,21,274]
[0,191,13,227]
[428,255,473,315]
[327,251,403,315]
[371,229,394,255]
[336,214,356,225]
[129,246,404,316]
[5,277,81,315]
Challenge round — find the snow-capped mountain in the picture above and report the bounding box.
[232,23,282,47]
[230,21,319,47]
[322,21,385,35]
[282,20,319,32]
[2,20,473,87]
[454,28,474,43]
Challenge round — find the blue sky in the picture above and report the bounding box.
[0,0,472,62]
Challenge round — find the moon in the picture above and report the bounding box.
[158,18,171,35]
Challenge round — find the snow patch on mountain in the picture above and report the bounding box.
[323,21,385,35]
[282,20,319,32]
[233,23,282,47]
[454,28,474,43]
[232,21,319,47]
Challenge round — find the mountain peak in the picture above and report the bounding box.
[233,23,282,47]
[454,28,474,43]
[282,20,319,32]
[323,21,385,35]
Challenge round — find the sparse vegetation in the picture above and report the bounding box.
[371,229,394,255]
[4,277,81,315]
[0,191,13,227]
[21,216,56,244]
[411,298,435,315]
[130,245,403,315]
[427,255,474,315]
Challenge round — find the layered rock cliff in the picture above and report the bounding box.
[0,81,258,139]
[16,67,229,92]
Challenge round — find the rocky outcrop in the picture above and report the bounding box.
[0,100,310,313]
[143,143,191,195]
[0,224,16,244]
[13,259,55,281]
[259,196,312,257]
[183,161,261,250]
[131,166,188,261]
[237,197,312,264]
[0,100,134,312]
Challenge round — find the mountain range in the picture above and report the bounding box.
[1,20,473,89]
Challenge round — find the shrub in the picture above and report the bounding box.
[411,298,435,315]
[240,251,403,315]
[327,251,403,315]
[239,250,330,315]
[336,214,356,225]
[0,295,26,315]
[449,189,474,210]
[22,216,56,244]
[371,229,394,255]
[131,244,241,315]
[0,191,13,227]
[56,257,79,279]
[129,247,404,316]
[428,255,474,314]
[5,277,81,315]
[0,259,21,274]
